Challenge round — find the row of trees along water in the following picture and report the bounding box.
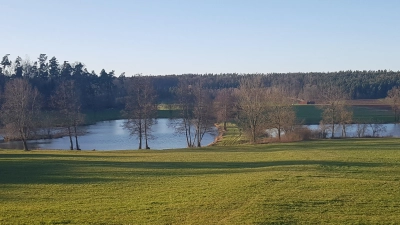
[2,54,400,150]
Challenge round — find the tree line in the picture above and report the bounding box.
[2,54,400,108]
[2,54,400,150]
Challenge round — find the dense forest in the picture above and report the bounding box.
[1,54,400,111]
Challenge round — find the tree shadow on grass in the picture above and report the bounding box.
[205,139,400,152]
[0,155,392,185]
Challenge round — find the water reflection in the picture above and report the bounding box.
[0,119,216,150]
[267,123,400,138]
[306,123,400,138]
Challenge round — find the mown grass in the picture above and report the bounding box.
[1,138,400,224]
[213,123,249,146]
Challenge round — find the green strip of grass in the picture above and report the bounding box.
[1,139,400,224]
[295,105,395,124]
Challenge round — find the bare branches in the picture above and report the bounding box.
[235,75,269,143]
[123,75,157,149]
[319,86,352,138]
[385,86,400,122]
[51,80,83,150]
[0,79,41,150]
[170,77,215,148]
[266,88,296,140]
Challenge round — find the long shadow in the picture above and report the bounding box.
[0,156,392,185]
[206,139,400,152]
[0,153,145,159]
[0,159,117,185]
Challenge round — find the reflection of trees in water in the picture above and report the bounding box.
[0,119,216,150]
[307,124,394,138]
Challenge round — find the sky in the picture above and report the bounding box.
[1,0,400,76]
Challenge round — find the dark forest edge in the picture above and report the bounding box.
[1,54,400,150]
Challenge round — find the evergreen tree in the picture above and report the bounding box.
[48,56,60,78]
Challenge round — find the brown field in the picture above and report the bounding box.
[346,99,391,110]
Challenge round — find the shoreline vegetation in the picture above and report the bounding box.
[1,102,395,143]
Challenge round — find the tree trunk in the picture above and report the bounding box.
[278,125,281,140]
[331,114,335,138]
[74,125,81,150]
[138,120,142,149]
[251,125,256,143]
[144,119,150,149]
[138,137,142,149]
[20,130,29,151]
[67,127,74,150]
[223,121,227,131]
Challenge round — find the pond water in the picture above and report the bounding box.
[267,123,400,138]
[306,123,400,138]
[0,119,216,150]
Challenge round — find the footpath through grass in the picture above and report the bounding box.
[1,139,400,224]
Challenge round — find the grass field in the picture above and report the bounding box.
[1,138,400,224]
[295,105,394,124]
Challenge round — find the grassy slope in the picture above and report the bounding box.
[1,139,400,224]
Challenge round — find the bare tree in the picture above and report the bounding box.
[338,108,353,137]
[213,88,236,131]
[319,86,352,138]
[192,80,215,147]
[369,123,386,137]
[170,77,215,148]
[385,86,400,122]
[0,79,41,150]
[355,121,368,138]
[235,75,269,143]
[123,75,157,149]
[266,88,297,140]
[51,80,84,150]
[170,77,196,147]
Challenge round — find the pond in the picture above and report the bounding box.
[0,119,217,150]
[308,123,400,137]
[267,123,400,138]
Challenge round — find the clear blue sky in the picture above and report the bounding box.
[1,0,399,76]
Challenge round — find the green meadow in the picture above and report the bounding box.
[1,138,400,224]
[295,105,394,124]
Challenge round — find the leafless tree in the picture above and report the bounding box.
[51,80,84,150]
[300,84,320,102]
[170,77,196,147]
[385,86,400,122]
[235,75,269,143]
[170,77,215,147]
[266,88,297,140]
[213,88,236,131]
[369,123,386,137]
[355,122,368,138]
[192,80,215,147]
[0,79,41,150]
[319,86,352,138]
[123,75,157,149]
[338,108,353,137]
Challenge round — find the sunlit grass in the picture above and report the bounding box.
[1,138,400,224]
